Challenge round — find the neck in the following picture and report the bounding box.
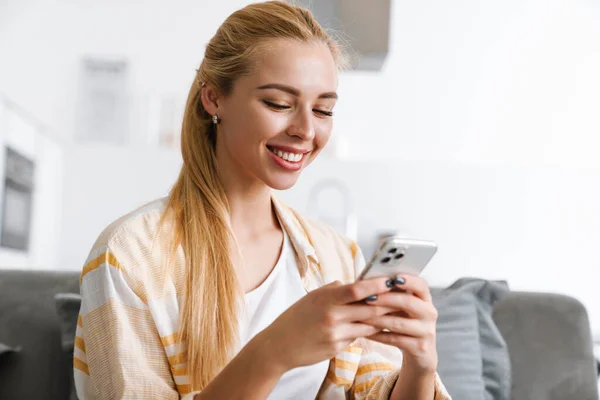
[226,184,277,236]
[216,154,279,237]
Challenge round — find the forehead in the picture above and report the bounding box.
[240,39,339,96]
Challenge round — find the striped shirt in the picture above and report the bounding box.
[74,196,451,400]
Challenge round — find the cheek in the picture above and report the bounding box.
[306,123,333,164]
[315,121,334,149]
[223,110,266,148]
[232,105,286,144]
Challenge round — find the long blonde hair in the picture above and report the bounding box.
[162,1,346,390]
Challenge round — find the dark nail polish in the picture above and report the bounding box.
[386,279,394,288]
[395,277,406,285]
[365,295,378,302]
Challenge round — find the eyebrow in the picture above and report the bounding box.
[256,83,338,100]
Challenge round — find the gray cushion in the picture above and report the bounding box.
[434,278,511,400]
[432,288,485,400]
[0,342,20,386]
[493,292,599,400]
[0,342,21,374]
[55,293,82,351]
[54,293,82,400]
[0,343,20,356]
[0,270,80,400]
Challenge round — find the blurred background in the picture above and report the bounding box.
[1,0,599,341]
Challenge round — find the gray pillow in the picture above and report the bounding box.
[441,278,511,400]
[54,293,82,351]
[0,342,21,383]
[432,288,485,400]
[54,293,82,400]
[0,343,20,357]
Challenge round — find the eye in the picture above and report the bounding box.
[263,100,290,110]
[314,109,334,117]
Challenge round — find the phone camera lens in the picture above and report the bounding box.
[394,253,404,260]
[388,248,397,254]
[381,257,391,264]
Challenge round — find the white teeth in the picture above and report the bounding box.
[270,147,303,163]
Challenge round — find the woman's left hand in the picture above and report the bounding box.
[362,275,439,374]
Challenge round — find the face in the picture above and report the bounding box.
[204,39,338,191]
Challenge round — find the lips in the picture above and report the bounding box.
[266,145,309,171]
[267,146,306,162]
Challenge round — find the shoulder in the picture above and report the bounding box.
[81,198,175,301]
[278,201,363,282]
[286,205,361,259]
[89,197,167,254]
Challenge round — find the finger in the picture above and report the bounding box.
[392,275,432,302]
[337,304,397,323]
[366,292,438,320]
[362,315,428,337]
[367,332,433,356]
[332,277,393,304]
[387,310,410,318]
[339,322,382,341]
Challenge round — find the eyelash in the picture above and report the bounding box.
[263,100,334,117]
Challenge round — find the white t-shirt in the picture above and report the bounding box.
[239,229,330,400]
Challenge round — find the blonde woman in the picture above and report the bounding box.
[74,2,451,399]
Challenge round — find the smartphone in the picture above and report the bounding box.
[357,237,437,280]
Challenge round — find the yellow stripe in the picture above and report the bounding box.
[176,384,191,394]
[171,366,188,376]
[326,368,353,387]
[335,358,358,371]
[77,315,83,328]
[350,241,359,259]
[345,345,362,354]
[356,362,396,376]
[168,352,187,366]
[290,214,310,242]
[161,332,180,347]
[74,336,86,353]
[284,205,314,245]
[353,377,380,394]
[81,251,122,283]
[73,357,90,375]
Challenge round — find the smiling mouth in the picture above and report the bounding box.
[267,146,307,163]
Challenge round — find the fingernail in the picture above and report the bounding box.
[365,295,378,302]
[394,277,406,285]
[386,279,394,288]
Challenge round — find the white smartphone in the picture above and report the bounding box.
[357,237,438,280]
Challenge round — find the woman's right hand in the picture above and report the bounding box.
[255,277,395,372]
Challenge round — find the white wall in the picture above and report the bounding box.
[0,0,255,142]
[0,98,63,269]
[335,0,600,168]
[58,143,181,270]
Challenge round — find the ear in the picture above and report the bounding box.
[200,84,221,117]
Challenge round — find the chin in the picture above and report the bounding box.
[265,173,302,191]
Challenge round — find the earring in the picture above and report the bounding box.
[212,114,221,125]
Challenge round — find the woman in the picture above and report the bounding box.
[74,2,451,399]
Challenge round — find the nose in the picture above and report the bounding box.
[287,107,315,141]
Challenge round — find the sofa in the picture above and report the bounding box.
[0,269,598,400]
